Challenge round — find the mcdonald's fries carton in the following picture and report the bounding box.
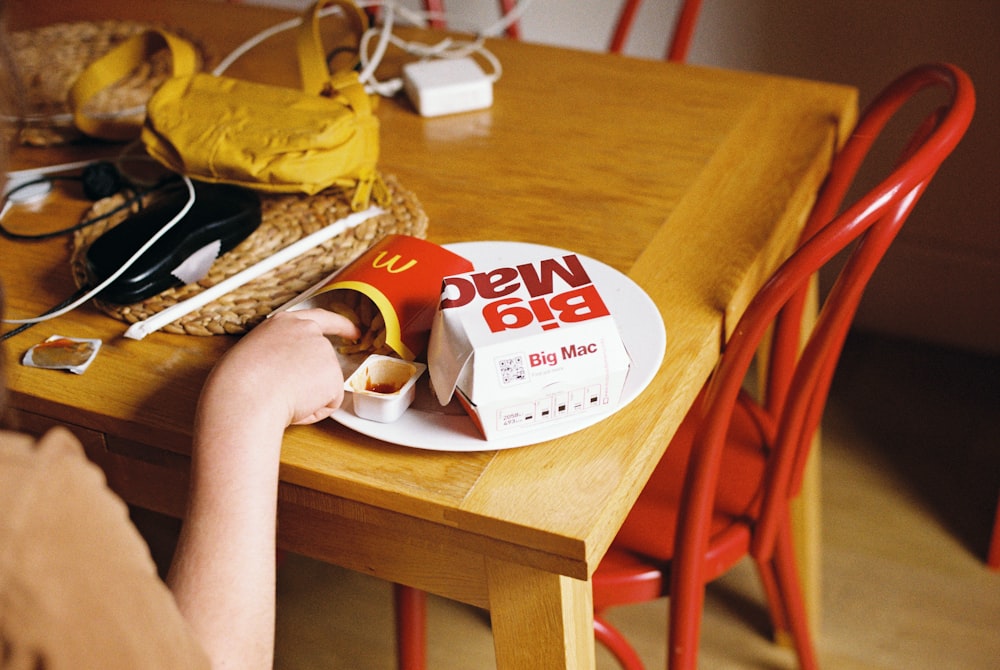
[427,250,632,440]
[275,235,473,361]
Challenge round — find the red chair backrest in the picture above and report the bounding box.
[421,0,520,38]
[422,0,447,30]
[424,1,701,60]
[609,0,703,61]
[675,63,975,570]
[498,0,522,39]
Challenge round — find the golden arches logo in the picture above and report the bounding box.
[372,251,417,273]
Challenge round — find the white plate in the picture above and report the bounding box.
[331,241,666,451]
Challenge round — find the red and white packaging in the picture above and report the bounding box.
[274,235,473,361]
[428,251,632,440]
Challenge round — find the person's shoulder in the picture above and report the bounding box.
[34,425,86,454]
[0,429,38,455]
[0,426,89,511]
[2,426,88,463]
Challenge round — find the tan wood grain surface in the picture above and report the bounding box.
[2,2,857,667]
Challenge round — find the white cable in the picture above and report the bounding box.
[357,1,395,87]
[2,175,197,325]
[214,1,397,92]
[214,0,511,97]
[212,2,358,76]
[478,0,536,38]
[123,206,384,340]
[10,0,528,129]
[4,159,101,197]
[211,14,305,76]
[2,148,173,223]
[3,2,527,327]
[4,141,157,192]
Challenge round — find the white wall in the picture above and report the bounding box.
[248,0,999,353]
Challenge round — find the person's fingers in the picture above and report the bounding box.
[276,308,361,340]
[291,400,340,425]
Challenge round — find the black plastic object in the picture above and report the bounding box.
[85,181,262,304]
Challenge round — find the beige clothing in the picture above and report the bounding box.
[0,428,209,669]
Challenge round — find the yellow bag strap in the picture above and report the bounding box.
[296,0,370,96]
[69,30,199,142]
[70,1,368,139]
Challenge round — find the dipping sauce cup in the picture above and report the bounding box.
[345,354,427,423]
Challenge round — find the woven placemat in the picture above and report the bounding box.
[10,20,207,146]
[70,174,429,336]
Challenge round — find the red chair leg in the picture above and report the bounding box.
[665,0,702,62]
[422,0,447,30]
[770,523,819,670]
[395,584,427,670]
[608,0,643,53]
[988,492,1000,570]
[498,0,522,39]
[666,569,706,670]
[594,613,645,670]
[755,557,792,645]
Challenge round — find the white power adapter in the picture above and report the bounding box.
[402,57,493,117]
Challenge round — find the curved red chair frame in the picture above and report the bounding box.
[394,7,703,666]
[421,0,448,31]
[393,62,974,670]
[609,0,702,61]
[989,494,1000,570]
[421,0,702,59]
[592,62,975,669]
[420,0,520,38]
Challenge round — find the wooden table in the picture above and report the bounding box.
[2,1,857,667]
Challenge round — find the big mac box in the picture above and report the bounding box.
[275,234,473,362]
[427,249,632,440]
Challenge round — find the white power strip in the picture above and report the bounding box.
[402,57,494,117]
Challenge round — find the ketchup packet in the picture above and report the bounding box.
[22,335,102,374]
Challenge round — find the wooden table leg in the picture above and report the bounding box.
[486,558,596,670]
[791,443,821,627]
[790,275,822,630]
[760,275,822,638]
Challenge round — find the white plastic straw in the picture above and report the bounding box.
[123,206,384,340]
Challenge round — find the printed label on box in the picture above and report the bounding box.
[428,252,632,439]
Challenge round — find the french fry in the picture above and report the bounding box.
[324,290,393,357]
[371,314,387,351]
[326,301,361,328]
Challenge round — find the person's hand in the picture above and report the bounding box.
[199,308,361,428]
[174,309,359,669]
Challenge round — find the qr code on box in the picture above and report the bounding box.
[495,354,528,386]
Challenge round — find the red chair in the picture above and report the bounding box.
[497,0,523,40]
[988,493,1000,570]
[394,6,702,666]
[609,0,703,61]
[592,62,975,669]
[420,0,702,60]
[420,0,519,38]
[420,0,448,31]
[392,62,974,669]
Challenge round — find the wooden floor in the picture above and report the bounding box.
[265,332,1000,669]
[138,331,1000,669]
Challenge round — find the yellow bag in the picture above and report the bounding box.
[69,0,387,210]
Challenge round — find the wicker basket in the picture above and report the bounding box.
[70,175,429,336]
[10,20,207,146]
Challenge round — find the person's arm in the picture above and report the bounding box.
[166,308,359,670]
